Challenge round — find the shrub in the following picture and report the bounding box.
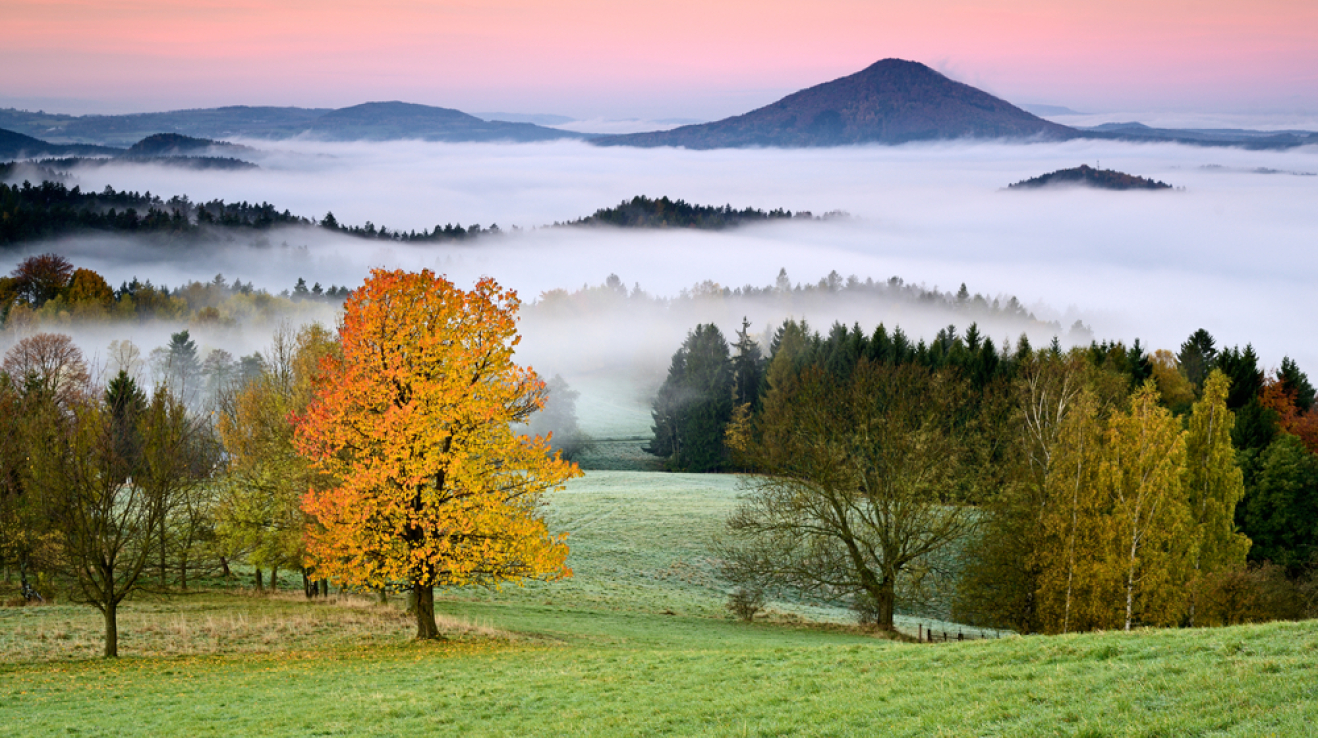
[1192,563,1306,626]
[726,586,765,622]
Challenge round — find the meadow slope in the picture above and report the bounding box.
[2,471,1314,737]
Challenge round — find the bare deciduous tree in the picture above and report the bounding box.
[719,361,977,631]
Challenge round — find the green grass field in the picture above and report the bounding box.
[3,471,1316,736]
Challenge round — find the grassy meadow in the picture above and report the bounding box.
[3,471,1316,736]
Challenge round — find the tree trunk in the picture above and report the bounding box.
[270,566,278,591]
[873,578,897,632]
[302,569,313,598]
[159,522,167,588]
[413,584,442,640]
[255,567,264,592]
[320,579,329,597]
[377,587,388,604]
[179,554,188,591]
[219,556,231,578]
[104,600,119,658]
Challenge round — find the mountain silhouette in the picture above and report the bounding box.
[595,59,1076,148]
[303,102,581,142]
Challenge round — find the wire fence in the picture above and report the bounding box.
[916,623,1008,643]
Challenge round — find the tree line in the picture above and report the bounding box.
[0,180,309,245]
[2,169,849,247]
[648,319,1318,631]
[0,253,347,329]
[559,195,812,229]
[1,271,578,657]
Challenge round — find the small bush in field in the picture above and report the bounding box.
[727,586,765,622]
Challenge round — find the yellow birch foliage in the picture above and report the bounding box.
[1102,380,1193,630]
[1035,390,1117,634]
[294,270,579,592]
[1150,349,1196,410]
[1184,370,1251,605]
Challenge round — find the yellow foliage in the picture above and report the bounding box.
[295,270,580,594]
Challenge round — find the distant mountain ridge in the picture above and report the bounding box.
[0,102,583,146]
[0,106,328,146]
[4,65,1315,150]
[1,129,256,170]
[1080,122,1318,149]
[0,127,121,158]
[595,59,1076,148]
[302,101,582,142]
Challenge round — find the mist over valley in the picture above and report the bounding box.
[4,135,1315,450]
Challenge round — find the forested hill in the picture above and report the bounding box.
[0,127,122,159]
[126,132,252,156]
[0,180,309,245]
[563,195,819,229]
[0,176,506,246]
[1007,165,1173,190]
[0,176,839,246]
[29,156,257,171]
[3,130,256,170]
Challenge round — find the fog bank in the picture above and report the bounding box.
[4,137,1316,435]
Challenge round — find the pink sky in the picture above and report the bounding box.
[4,0,1316,118]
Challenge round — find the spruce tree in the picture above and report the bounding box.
[1239,433,1318,573]
[646,324,733,472]
[730,318,764,409]
[1178,329,1218,392]
[1278,357,1315,413]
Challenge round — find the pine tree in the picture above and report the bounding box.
[1217,344,1264,410]
[1178,329,1218,392]
[730,318,764,409]
[1238,433,1318,574]
[1278,357,1316,413]
[646,324,733,472]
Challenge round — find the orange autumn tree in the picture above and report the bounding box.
[294,269,580,639]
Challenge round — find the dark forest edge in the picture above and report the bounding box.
[646,317,1318,631]
[1006,164,1175,190]
[0,175,829,247]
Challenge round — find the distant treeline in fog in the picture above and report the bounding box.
[1,167,831,246]
[532,269,1055,333]
[558,195,843,229]
[0,179,310,245]
[0,253,345,329]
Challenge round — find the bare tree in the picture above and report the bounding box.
[28,378,210,657]
[3,332,91,408]
[719,361,977,631]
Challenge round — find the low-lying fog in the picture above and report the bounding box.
[4,137,1316,436]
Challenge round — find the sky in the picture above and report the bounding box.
[3,0,1317,120]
